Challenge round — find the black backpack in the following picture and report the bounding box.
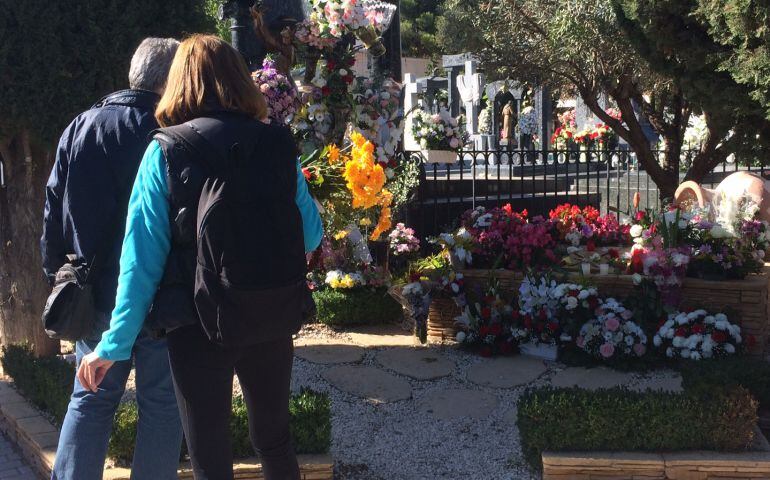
[160,117,313,347]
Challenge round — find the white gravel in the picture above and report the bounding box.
[120,323,683,480]
[291,345,543,480]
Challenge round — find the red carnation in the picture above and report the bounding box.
[675,327,688,337]
[321,86,331,96]
[691,324,706,335]
[479,325,490,337]
[326,60,336,70]
[546,322,559,332]
[608,248,619,259]
[301,167,312,181]
[481,307,492,319]
[490,323,503,336]
[712,331,728,343]
[586,240,596,252]
[344,75,354,84]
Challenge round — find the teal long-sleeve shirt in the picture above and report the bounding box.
[95,140,323,361]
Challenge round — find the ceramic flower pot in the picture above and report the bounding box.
[423,150,459,164]
[674,171,770,223]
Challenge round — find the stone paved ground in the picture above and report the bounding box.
[119,323,682,480]
[0,431,37,480]
[290,324,683,480]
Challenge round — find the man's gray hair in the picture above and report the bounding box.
[128,38,180,92]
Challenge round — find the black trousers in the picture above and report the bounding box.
[167,324,300,480]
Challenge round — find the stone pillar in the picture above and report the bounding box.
[535,86,552,155]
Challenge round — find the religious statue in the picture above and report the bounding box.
[501,101,515,146]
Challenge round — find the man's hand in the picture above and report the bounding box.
[77,352,114,392]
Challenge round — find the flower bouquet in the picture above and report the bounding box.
[252,57,298,125]
[455,279,517,357]
[512,274,564,359]
[577,298,647,362]
[653,310,742,360]
[411,108,467,163]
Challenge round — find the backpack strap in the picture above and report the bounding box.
[153,120,226,173]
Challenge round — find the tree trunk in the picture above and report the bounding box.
[0,134,59,357]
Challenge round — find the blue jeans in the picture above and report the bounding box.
[52,327,183,480]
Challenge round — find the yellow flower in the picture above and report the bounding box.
[327,144,341,164]
[359,218,372,226]
[350,131,367,148]
[340,275,355,288]
[334,230,349,240]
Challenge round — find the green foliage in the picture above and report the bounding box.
[680,357,770,410]
[0,0,214,143]
[109,390,332,463]
[611,0,770,153]
[518,386,758,469]
[205,0,232,42]
[0,344,74,425]
[0,343,331,463]
[108,402,142,462]
[289,388,333,454]
[400,0,443,58]
[312,287,402,326]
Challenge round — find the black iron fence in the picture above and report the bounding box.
[397,148,769,238]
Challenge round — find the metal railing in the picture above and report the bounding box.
[397,148,768,237]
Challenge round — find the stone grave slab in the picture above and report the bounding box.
[466,356,548,389]
[322,365,412,403]
[376,348,454,380]
[419,389,498,420]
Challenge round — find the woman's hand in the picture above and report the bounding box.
[77,352,115,392]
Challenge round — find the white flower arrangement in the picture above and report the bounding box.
[517,106,538,136]
[577,298,647,360]
[653,310,742,360]
[411,108,467,151]
[434,227,475,266]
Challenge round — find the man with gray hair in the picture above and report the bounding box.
[42,37,182,480]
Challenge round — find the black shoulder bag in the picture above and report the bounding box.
[42,191,130,341]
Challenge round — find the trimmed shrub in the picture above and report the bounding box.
[313,287,402,326]
[109,390,332,463]
[518,386,758,469]
[1,343,332,464]
[0,344,73,425]
[680,357,770,409]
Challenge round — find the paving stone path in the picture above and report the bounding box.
[0,431,36,480]
[291,324,686,480]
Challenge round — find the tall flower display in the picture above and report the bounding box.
[251,58,297,125]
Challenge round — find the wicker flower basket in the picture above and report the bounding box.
[427,297,461,343]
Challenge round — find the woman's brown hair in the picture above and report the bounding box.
[156,34,266,127]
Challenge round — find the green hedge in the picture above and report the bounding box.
[518,386,758,469]
[109,389,331,463]
[1,344,74,425]
[2,344,332,463]
[679,357,770,410]
[313,287,402,326]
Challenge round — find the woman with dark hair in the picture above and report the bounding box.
[78,34,323,480]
